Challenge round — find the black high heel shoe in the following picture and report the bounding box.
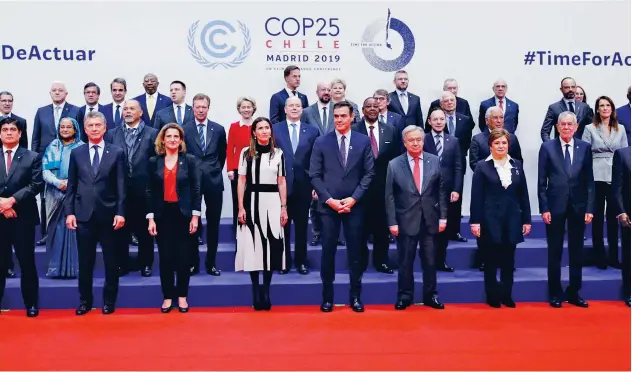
[161,300,173,313]
[178,298,189,313]
[261,284,271,311]
[252,285,263,311]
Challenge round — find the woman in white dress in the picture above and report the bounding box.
[236,117,288,310]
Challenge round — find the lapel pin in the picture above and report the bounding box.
[106,151,109,154]
[179,161,183,165]
[349,146,353,150]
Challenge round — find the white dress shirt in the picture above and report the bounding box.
[88,140,105,163]
[173,103,185,121]
[365,121,380,151]
[378,111,389,125]
[396,89,409,113]
[287,120,301,143]
[335,129,351,163]
[495,96,506,113]
[317,102,330,125]
[487,154,513,188]
[560,137,575,164]
[85,104,99,116]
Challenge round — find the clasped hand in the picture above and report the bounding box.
[327,197,356,213]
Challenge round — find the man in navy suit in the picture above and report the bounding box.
[77,82,110,142]
[478,79,520,134]
[387,70,424,128]
[428,78,473,120]
[154,81,194,130]
[269,65,309,123]
[309,101,374,313]
[274,96,320,275]
[182,93,226,276]
[352,97,400,274]
[612,146,631,307]
[0,118,44,317]
[101,78,127,130]
[65,111,126,315]
[615,87,631,145]
[424,108,463,272]
[105,100,157,277]
[133,73,172,128]
[538,111,594,308]
[540,77,593,141]
[32,81,79,246]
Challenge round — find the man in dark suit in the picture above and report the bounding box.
[612,146,631,307]
[386,125,447,310]
[269,65,309,123]
[540,77,593,141]
[387,70,424,128]
[154,80,195,130]
[133,73,172,128]
[424,108,462,272]
[615,87,631,145]
[32,82,79,246]
[0,118,44,317]
[274,96,320,275]
[301,82,333,135]
[77,82,110,142]
[374,89,406,133]
[428,78,473,120]
[105,100,157,277]
[65,111,126,315]
[183,93,226,276]
[309,101,374,313]
[538,111,594,308]
[478,79,520,134]
[101,78,127,130]
[352,97,399,274]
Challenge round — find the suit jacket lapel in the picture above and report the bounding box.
[570,143,581,176]
[390,92,405,115]
[424,133,437,155]
[377,123,388,157]
[399,155,419,195]
[420,156,431,194]
[205,120,215,154]
[157,156,165,188]
[331,133,344,168]
[95,144,111,179]
[6,147,25,181]
[115,127,128,158]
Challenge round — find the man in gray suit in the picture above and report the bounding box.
[540,77,593,141]
[302,82,334,135]
[385,125,447,310]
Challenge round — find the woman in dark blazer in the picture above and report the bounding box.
[146,123,202,313]
[469,128,532,308]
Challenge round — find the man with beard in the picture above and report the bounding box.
[540,77,593,141]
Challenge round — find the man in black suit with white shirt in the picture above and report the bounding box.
[387,70,424,128]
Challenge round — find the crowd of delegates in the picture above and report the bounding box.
[0,67,630,317]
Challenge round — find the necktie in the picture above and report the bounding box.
[54,106,61,127]
[448,115,455,134]
[125,127,137,155]
[5,150,12,175]
[89,107,94,112]
[114,105,121,124]
[369,125,378,158]
[198,124,206,152]
[91,145,100,176]
[292,90,297,96]
[564,144,572,174]
[498,99,504,110]
[177,105,183,126]
[568,101,575,113]
[413,157,421,193]
[435,134,443,160]
[322,107,328,128]
[379,114,385,125]
[400,92,409,113]
[290,123,298,153]
[339,135,347,167]
[147,95,156,119]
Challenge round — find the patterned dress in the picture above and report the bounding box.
[235,144,286,272]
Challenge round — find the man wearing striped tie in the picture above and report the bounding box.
[422,107,463,272]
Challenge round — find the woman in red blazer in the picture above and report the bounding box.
[226,97,256,237]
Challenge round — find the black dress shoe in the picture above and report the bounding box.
[36,236,47,246]
[567,294,588,308]
[102,303,115,314]
[297,264,309,275]
[501,297,516,308]
[76,302,92,316]
[626,297,631,307]
[320,301,333,312]
[375,263,394,274]
[337,240,346,246]
[140,267,152,277]
[26,306,39,317]
[252,286,263,311]
[350,297,364,312]
[206,267,221,276]
[278,269,290,275]
[451,233,467,242]
[596,263,608,270]
[608,261,622,270]
[394,299,411,310]
[424,296,445,309]
[310,234,321,246]
[190,266,200,275]
[549,297,562,308]
[437,262,455,272]
[486,299,501,308]
[6,269,15,278]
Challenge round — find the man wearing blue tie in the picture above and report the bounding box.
[101,78,128,130]
[154,81,194,130]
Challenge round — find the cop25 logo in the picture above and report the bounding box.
[362,9,415,72]
[188,20,251,69]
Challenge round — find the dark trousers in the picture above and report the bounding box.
[3,244,13,271]
[320,209,363,301]
[593,181,620,264]
[0,218,37,307]
[447,197,462,237]
[157,203,191,299]
[77,216,119,305]
[621,224,630,297]
[40,194,47,237]
[310,199,321,235]
[283,185,311,268]
[230,172,239,240]
[481,234,516,301]
[193,187,223,269]
[361,188,390,269]
[546,204,586,298]
[119,195,154,270]
[396,227,436,301]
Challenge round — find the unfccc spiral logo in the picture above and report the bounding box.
[361,9,415,72]
[187,20,251,69]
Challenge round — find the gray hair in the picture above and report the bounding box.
[492,79,507,89]
[330,78,346,89]
[558,111,578,124]
[485,106,503,121]
[394,70,408,79]
[285,96,302,106]
[373,88,389,98]
[401,125,423,140]
[84,110,106,126]
[443,78,458,91]
[440,91,456,103]
[0,91,13,99]
[236,96,257,113]
[50,81,67,91]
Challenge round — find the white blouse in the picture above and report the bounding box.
[487,154,513,189]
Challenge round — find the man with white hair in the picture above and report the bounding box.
[429,78,473,120]
[478,79,520,134]
[32,81,79,245]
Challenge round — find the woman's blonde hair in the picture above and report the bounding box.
[155,123,187,155]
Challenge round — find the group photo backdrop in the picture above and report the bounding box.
[2,0,630,217]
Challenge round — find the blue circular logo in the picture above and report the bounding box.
[188,20,251,69]
[362,11,415,72]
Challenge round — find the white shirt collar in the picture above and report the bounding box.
[285,87,298,97]
[407,152,423,161]
[146,93,156,99]
[396,89,407,96]
[125,122,141,130]
[173,102,184,109]
[239,119,251,127]
[287,119,301,126]
[486,154,513,162]
[88,140,105,148]
[560,137,574,147]
[486,154,514,168]
[3,144,19,153]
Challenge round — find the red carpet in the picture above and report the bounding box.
[0,302,629,371]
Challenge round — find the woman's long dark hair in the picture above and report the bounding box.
[593,96,619,131]
[244,116,277,161]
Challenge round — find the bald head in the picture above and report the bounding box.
[316,82,331,104]
[492,79,508,98]
[143,73,159,95]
